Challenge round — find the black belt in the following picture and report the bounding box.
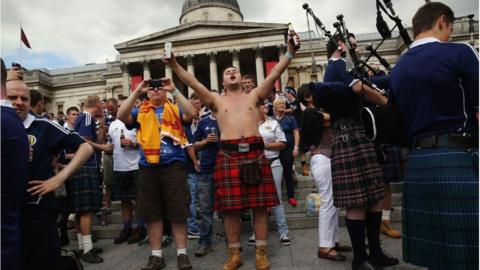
[221,143,264,152]
[268,157,279,165]
[413,133,478,150]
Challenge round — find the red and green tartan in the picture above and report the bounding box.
[214,136,279,211]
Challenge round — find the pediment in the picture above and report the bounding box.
[115,21,287,52]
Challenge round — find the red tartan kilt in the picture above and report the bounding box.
[214,137,279,211]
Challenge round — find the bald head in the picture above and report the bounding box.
[6,80,30,120]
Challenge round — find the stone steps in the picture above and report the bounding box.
[70,207,403,240]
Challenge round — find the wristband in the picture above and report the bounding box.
[172,89,181,99]
[294,146,299,149]
[285,51,294,60]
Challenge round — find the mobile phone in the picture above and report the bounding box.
[164,42,172,59]
[148,79,163,88]
[287,23,300,50]
[210,127,217,135]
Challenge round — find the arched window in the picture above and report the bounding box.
[203,12,209,21]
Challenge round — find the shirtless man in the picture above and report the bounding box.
[165,34,300,270]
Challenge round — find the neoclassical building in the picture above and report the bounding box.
[23,0,478,113]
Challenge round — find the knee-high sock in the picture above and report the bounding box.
[345,218,368,264]
[366,212,382,256]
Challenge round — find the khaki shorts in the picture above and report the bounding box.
[136,162,191,222]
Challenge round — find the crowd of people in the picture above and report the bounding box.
[1,2,478,270]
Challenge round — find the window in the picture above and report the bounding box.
[203,12,209,21]
[57,103,64,114]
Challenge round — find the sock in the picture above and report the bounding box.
[228,242,241,249]
[256,240,268,247]
[137,219,146,229]
[123,220,132,230]
[68,214,76,222]
[345,218,368,265]
[83,234,93,253]
[301,161,306,166]
[77,233,84,251]
[177,248,187,256]
[366,212,382,256]
[382,210,391,221]
[152,249,162,258]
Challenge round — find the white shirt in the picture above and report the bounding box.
[108,119,140,171]
[258,117,286,167]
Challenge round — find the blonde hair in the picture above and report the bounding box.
[273,98,286,107]
[84,95,101,108]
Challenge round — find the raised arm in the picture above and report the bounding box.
[254,33,300,101]
[117,80,149,126]
[164,53,217,110]
[160,78,197,123]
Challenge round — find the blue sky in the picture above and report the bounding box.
[1,0,477,71]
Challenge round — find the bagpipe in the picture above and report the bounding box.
[302,1,411,146]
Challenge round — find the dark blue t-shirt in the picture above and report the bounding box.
[75,112,101,167]
[390,39,479,139]
[194,116,220,174]
[129,106,186,166]
[184,122,196,174]
[324,58,356,86]
[26,114,86,210]
[1,106,29,267]
[275,115,298,145]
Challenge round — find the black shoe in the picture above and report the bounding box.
[79,247,103,256]
[194,245,212,257]
[352,260,384,270]
[369,251,399,267]
[114,228,133,244]
[127,227,147,244]
[81,249,104,264]
[177,254,192,270]
[141,255,166,270]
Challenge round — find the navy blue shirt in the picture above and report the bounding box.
[1,105,29,267]
[75,112,101,167]
[275,115,298,145]
[25,113,85,210]
[324,58,356,86]
[194,116,220,174]
[184,122,197,174]
[390,39,479,139]
[129,106,186,166]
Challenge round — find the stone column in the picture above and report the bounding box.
[297,65,308,85]
[165,66,173,80]
[255,47,264,85]
[209,52,219,91]
[120,63,130,97]
[232,49,240,73]
[186,55,195,97]
[277,45,289,90]
[143,60,151,80]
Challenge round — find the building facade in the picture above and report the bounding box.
[23,0,479,114]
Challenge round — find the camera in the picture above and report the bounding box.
[12,62,21,68]
[148,79,163,88]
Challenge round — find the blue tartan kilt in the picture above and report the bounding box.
[402,147,479,270]
[66,167,103,213]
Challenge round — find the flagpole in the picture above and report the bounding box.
[19,21,23,67]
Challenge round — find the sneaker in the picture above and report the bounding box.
[177,254,192,270]
[127,227,147,244]
[380,221,401,238]
[280,235,291,246]
[81,249,104,264]
[288,198,298,207]
[162,235,173,248]
[194,245,212,257]
[187,231,200,239]
[114,228,132,244]
[141,255,166,270]
[247,234,256,246]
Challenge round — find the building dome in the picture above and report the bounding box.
[180,0,243,24]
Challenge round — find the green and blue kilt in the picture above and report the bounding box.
[331,119,385,208]
[66,167,103,213]
[403,147,479,270]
